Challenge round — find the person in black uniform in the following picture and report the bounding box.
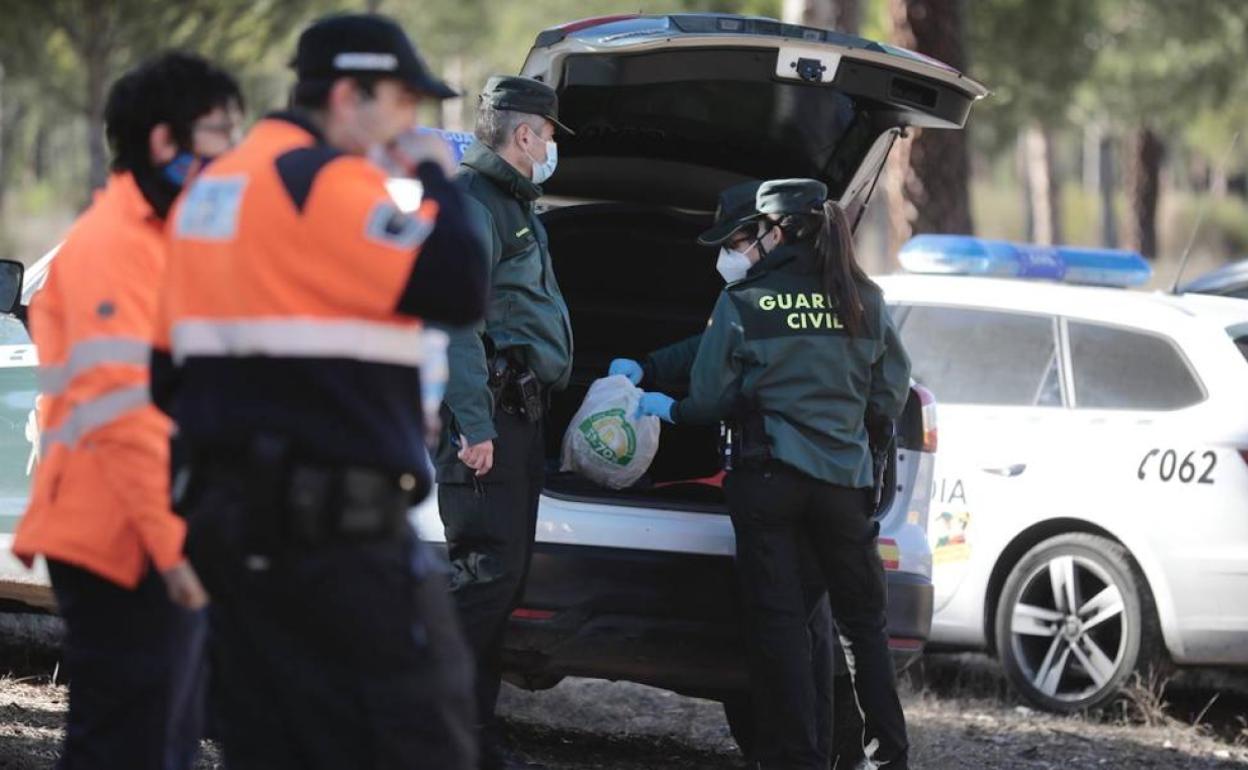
[156,14,485,769]
[637,179,913,769]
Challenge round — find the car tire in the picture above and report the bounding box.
[994,532,1161,713]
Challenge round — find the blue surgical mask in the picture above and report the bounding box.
[162,152,197,187]
[162,151,218,188]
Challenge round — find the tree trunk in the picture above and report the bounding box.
[884,0,974,257]
[439,56,465,132]
[1017,134,1034,241]
[1023,125,1062,245]
[1099,134,1118,247]
[1124,127,1163,259]
[0,63,6,216]
[32,120,48,182]
[1082,123,1100,196]
[80,1,111,199]
[782,0,860,34]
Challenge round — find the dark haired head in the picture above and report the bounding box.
[104,51,242,175]
[767,203,874,337]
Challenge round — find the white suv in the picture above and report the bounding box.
[877,239,1248,712]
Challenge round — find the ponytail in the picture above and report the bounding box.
[776,202,874,337]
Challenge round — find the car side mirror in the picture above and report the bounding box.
[0,260,24,316]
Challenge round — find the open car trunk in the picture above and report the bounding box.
[540,203,729,508]
[522,28,976,509]
[538,203,922,516]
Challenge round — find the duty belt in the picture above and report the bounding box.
[183,436,425,546]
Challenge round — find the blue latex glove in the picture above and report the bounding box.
[636,392,676,424]
[609,358,644,385]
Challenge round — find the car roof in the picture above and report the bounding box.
[875,273,1248,330]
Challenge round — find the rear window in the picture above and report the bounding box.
[1068,322,1204,410]
[898,305,1061,407]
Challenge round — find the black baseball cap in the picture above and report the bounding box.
[480,75,575,135]
[755,178,828,217]
[697,180,764,245]
[292,14,457,100]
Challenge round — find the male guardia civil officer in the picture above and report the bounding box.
[436,75,574,770]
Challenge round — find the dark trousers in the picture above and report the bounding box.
[182,468,476,770]
[47,559,206,770]
[810,600,871,768]
[726,462,909,770]
[438,410,544,767]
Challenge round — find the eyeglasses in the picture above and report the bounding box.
[193,120,242,143]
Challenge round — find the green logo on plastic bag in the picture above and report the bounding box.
[578,408,637,467]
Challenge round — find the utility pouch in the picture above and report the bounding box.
[726,399,771,470]
[487,355,510,409]
[737,407,772,467]
[868,415,895,510]
[515,369,544,423]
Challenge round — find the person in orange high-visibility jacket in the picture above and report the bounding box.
[153,14,488,770]
[13,52,243,770]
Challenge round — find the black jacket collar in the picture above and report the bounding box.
[461,142,542,203]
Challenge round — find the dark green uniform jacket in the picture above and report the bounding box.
[440,142,574,451]
[670,242,911,488]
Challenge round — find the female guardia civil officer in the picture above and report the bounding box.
[636,179,913,770]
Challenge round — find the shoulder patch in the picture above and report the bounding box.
[174,175,248,241]
[275,145,344,213]
[364,202,434,250]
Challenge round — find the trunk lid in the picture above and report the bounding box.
[520,13,987,217]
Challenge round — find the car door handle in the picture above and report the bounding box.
[982,464,1026,478]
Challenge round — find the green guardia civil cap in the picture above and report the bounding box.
[697,180,764,245]
[755,178,829,217]
[480,75,575,135]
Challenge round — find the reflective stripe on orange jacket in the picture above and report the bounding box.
[14,172,185,588]
[153,112,487,474]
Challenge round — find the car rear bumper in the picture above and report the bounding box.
[500,542,934,698]
[884,571,934,671]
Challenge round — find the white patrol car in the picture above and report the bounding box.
[878,235,1248,712]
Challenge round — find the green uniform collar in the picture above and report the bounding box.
[461,142,542,203]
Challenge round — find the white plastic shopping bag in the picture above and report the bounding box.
[560,375,660,490]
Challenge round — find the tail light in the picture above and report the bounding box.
[1240,449,1248,467]
[888,637,924,652]
[877,538,900,570]
[913,384,938,453]
[511,608,556,621]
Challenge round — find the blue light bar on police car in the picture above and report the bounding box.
[898,235,1152,288]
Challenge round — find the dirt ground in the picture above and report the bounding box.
[0,652,1245,769]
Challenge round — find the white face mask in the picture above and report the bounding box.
[716,245,754,283]
[523,137,559,184]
